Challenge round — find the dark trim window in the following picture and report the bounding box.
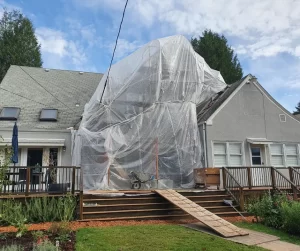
[251,147,262,165]
[0,107,20,120]
[40,109,58,122]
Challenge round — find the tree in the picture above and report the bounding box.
[293,102,300,115]
[191,30,243,84]
[0,9,42,82]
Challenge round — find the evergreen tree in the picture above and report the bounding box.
[191,30,243,84]
[293,102,300,115]
[0,9,42,82]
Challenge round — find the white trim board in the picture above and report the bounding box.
[206,74,300,126]
[0,138,65,146]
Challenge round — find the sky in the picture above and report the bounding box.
[1,0,300,112]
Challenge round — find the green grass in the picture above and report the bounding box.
[76,225,266,251]
[235,222,300,246]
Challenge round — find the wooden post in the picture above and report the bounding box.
[79,190,83,220]
[25,167,31,196]
[289,167,294,183]
[71,166,76,194]
[222,167,226,189]
[289,167,298,200]
[155,138,159,180]
[292,185,298,200]
[270,167,276,190]
[239,187,245,211]
[247,166,252,189]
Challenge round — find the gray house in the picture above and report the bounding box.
[0,65,102,167]
[198,74,300,171]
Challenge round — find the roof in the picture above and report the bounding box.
[294,114,300,121]
[0,65,103,130]
[197,75,249,123]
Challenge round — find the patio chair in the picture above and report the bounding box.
[16,168,27,192]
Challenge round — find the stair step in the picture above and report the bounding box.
[83,208,181,215]
[80,213,192,221]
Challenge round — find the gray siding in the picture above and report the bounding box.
[206,81,300,167]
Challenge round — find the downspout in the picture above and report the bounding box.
[202,123,208,168]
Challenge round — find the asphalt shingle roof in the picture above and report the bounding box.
[197,75,249,123]
[0,65,103,130]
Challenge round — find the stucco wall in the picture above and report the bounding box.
[206,81,300,167]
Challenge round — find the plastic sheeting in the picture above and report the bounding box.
[73,35,226,190]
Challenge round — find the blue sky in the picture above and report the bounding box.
[1,0,300,112]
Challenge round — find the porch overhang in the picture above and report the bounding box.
[247,138,272,144]
[0,138,65,147]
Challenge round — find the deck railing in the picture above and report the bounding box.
[222,167,244,211]
[0,166,81,195]
[224,166,300,200]
[289,167,300,187]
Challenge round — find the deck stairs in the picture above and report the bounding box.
[81,190,248,225]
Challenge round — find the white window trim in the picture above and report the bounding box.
[212,141,245,167]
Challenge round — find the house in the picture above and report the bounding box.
[197,74,300,173]
[0,65,103,167]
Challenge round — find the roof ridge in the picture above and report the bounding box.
[10,65,103,75]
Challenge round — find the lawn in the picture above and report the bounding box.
[76,224,266,251]
[235,222,300,246]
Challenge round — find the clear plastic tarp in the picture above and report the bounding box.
[73,35,226,190]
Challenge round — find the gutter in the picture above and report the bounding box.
[202,123,208,168]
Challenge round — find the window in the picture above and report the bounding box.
[40,109,58,121]
[0,107,20,120]
[229,143,242,166]
[285,145,298,166]
[251,147,262,165]
[269,144,300,167]
[213,142,243,167]
[213,143,227,166]
[270,144,284,166]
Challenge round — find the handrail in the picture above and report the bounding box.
[272,167,299,188]
[223,167,243,187]
[289,166,300,177]
[0,166,81,195]
[289,166,300,187]
[222,167,244,211]
[271,166,300,200]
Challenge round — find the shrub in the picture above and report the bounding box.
[246,191,288,229]
[281,201,300,235]
[25,197,58,223]
[0,199,28,237]
[32,240,57,251]
[48,221,72,243]
[56,194,77,221]
[0,195,77,227]
[0,245,23,251]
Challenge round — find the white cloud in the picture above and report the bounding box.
[36,27,87,69]
[86,0,300,60]
[110,39,142,59]
[0,0,22,18]
[36,28,68,56]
